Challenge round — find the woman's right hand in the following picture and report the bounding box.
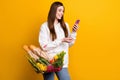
[62,37,73,43]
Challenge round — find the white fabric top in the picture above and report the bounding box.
[39,22,77,68]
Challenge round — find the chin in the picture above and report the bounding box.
[58,19,62,21]
[58,17,62,20]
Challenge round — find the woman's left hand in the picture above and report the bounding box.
[62,37,73,43]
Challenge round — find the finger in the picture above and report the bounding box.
[73,26,78,31]
[72,29,75,32]
[69,37,73,40]
[72,27,77,32]
[74,24,78,26]
[73,26,78,30]
[73,25,77,29]
[73,25,78,29]
[74,24,79,28]
[67,39,73,42]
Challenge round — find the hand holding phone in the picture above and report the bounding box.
[72,19,80,32]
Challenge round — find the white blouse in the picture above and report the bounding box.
[39,22,77,68]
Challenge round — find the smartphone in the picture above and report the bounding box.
[72,19,80,32]
[75,19,80,25]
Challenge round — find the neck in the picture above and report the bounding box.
[54,19,58,25]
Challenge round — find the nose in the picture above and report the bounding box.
[61,11,63,15]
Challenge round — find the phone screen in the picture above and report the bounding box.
[75,20,80,24]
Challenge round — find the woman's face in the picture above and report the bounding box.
[56,6,64,20]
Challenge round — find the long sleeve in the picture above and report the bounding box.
[39,23,62,51]
[66,23,77,47]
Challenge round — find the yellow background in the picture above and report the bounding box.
[0,0,120,80]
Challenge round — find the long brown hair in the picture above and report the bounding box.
[47,2,68,41]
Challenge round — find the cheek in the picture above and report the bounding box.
[57,12,60,15]
[56,12,60,17]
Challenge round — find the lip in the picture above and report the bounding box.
[59,16,62,18]
[59,15,62,18]
[59,16,62,19]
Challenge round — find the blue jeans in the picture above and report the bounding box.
[43,68,70,80]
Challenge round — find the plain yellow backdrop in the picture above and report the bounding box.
[0,0,120,80]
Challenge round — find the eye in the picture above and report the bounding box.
[57,6,64,13]
[58,9,64,13]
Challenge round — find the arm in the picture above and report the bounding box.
[39,24,62,51]
[66,23,77,47]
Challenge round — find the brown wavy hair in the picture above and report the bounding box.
[47,2,68,41]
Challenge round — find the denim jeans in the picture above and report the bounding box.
[43,68,70,80]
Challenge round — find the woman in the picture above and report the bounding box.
[39,1,79,80]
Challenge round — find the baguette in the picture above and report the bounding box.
[23,45,39,60]
[29,45,50,61]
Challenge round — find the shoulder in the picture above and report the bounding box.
[40,22,49,30]
[41,22,48,28]
[40,22,50,34]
